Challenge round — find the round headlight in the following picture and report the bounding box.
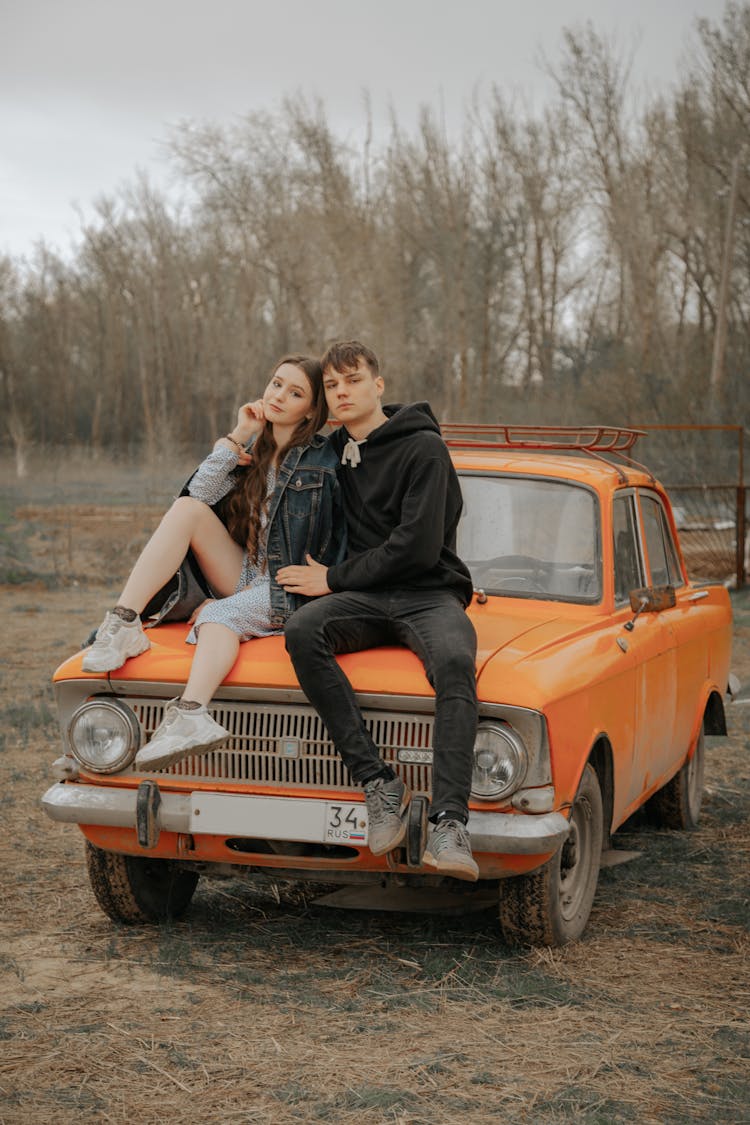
[67,700,141,774]
[471,722,528,799]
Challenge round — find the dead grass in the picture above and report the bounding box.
[0,486,748,1124]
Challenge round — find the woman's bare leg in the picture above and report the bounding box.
[118,496,245,613]
[182,623,240,705]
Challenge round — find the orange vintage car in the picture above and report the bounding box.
[41,426,734,945]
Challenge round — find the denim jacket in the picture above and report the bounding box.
[143,434,345,629]
[263,435,346,625]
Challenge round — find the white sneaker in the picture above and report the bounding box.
[135,701,229,771]
[82,611,151,672]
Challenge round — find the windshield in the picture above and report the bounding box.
[457,473,601,602]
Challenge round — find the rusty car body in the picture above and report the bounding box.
[42,426,734,944]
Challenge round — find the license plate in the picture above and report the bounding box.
[324,801,368,844]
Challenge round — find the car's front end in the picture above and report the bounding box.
[43,633,570,888]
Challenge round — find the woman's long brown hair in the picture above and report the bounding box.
[222,355,327,566]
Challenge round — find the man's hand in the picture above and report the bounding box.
[277,555,331,597]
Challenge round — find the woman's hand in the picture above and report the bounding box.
[276,555,331,597]
[236,400,266,440]
[188,598,215,624]
[224,400,265,464]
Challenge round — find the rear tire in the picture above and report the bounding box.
[499,763,603,946]
[646,722,705,831]
[85,842,199,924]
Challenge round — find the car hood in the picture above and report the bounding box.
[57,599,594,704]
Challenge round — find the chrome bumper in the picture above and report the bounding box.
[41,782,569,856]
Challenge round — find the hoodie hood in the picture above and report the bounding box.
[330,402,441,456]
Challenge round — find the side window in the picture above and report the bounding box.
[613,494,643,604]
[640,494,683,587]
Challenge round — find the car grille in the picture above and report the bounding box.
[127,697,435,791]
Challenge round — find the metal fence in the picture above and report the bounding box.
[636,426,745,589]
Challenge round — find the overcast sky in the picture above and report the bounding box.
[1,0,728,262]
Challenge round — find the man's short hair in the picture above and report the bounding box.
[321,340,379,377]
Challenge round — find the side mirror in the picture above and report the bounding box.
[625,585,676,631]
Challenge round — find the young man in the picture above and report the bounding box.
[278,340,479,881]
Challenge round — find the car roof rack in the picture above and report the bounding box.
[441,424,645,452]
[441,424,652,483]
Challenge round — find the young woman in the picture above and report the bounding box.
[82,355,344,772]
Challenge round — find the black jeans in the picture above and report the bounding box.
[284,589,478,821]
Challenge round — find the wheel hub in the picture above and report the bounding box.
[558,800,592,921]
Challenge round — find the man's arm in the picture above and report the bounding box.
[277,454,452,595]
[330,455,451,589]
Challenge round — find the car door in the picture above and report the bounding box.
[610,491,650,811]
[638,490,706,771]
[612,490,677,810]
[631,490,681,792]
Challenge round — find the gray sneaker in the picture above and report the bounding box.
[423,818,479,882]
[135,701,229,771]
[82,611,150,673]
[364,776,410,855]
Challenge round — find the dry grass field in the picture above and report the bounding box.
[1,454,748,1124]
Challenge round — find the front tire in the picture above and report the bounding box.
[499,763,603,946]
[646,722,705,830]
[85,842,199,924]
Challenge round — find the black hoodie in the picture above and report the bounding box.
[326,402,473,606]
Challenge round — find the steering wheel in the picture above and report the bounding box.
[493,575,547,593]
[469,555,550,593]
